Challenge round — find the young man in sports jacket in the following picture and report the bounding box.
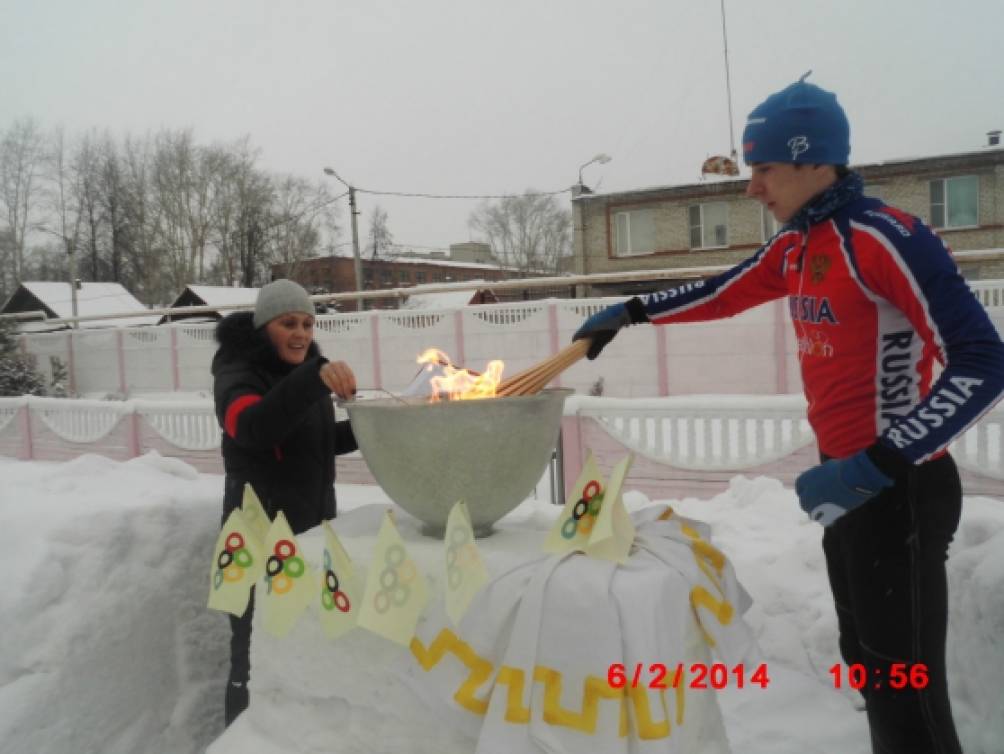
[573,75,1004,753]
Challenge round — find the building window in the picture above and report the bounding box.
[761,206,779,242]
[930,176,978,229]
[614,208,658,256]
[381,270,393,287]
[689,202,728,249]
[416,271,426,284]
[399,270,410,284]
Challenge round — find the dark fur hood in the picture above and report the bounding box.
[212,311,322,376]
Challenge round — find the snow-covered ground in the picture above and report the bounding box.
[1,453,1001,754]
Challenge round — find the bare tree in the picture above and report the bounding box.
[23,242,66,281]
[208,138,273,287]
[468,191,570,275]
[264,175,335,281]
[319,201,343,257]
[41,126,85,289]
[98,133,127,283]
[151,129,217,294]
[366,205,393,260]
[0,117,44,297]
[73,131,107,281]
[0,120,347,303]
[119,134,171,303]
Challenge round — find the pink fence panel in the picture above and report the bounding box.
[173,324,217,392]
[554,299,661,397]
[121,328,175,393]
[27,398,135,462]
[69,330,121,396]
[378,310,458,392]
[461,302,554,382]
[314,314,375,389]
[20,332,72,390]
[134,401,222,473]
[0,402,28,460]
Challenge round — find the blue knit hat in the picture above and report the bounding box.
[742,72,850,166]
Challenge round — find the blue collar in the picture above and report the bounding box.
[784,172,864,233]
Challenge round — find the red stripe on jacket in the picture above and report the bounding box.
[224,394,262,439]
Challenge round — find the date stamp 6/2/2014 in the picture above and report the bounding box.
[606,662,770,691]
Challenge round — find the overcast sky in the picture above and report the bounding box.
[4,0,1002,252]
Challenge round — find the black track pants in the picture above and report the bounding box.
[822,453,963,754]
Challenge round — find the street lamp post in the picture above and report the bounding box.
[577,153,612,192]
[323,167,364,311]
[67,241,79,328]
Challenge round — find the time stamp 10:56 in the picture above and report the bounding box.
[605,662,929,691]
[830,663,929,691]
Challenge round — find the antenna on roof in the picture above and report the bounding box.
[701,0,740,179]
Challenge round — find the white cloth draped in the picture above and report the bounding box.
[404,505,755,754]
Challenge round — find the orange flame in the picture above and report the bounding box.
[416,348,504,401]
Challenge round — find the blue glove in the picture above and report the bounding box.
[794,451,894,526]
[572,297,646,359]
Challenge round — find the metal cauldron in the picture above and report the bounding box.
[345,388,572,536]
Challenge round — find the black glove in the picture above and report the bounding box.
[572,297,648,359]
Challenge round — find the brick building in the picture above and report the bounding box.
[572,145,1004,296]
[272,252,512,310]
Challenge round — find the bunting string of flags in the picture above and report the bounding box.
[207,455,652,643]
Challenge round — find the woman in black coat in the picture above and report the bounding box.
[212,279,357,726]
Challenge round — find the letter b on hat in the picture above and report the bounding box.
[742,72,850,166]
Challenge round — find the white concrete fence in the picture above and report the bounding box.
[17,297,803,398]
[19,281,1004,401]
[2,394,1002,501]
[7,279,1004,500]
[561,395,1004,500]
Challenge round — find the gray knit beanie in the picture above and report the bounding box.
[253,279,314,328]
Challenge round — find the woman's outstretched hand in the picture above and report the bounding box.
[320,361,357,399]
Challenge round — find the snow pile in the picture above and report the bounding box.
[1,455,1002,754]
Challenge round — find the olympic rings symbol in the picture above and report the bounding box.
[320,550,352,613]
[446,526,481,590]
[265,538,306,596]
[372,544,412,614]
[214,530,254,590]
[560,479,604,540]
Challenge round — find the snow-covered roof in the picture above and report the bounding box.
[15,282,158,329]
[381,255,511,271]
[183,285,259,307]
[402,289,479,310]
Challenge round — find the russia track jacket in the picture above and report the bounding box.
[639,184,1004,467]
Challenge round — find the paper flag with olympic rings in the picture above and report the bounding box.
[261,511,317,637]
[583,453,635,564]
[543,452,636,563]
[208,508,264,617]
[318,521,360,640]
[543,451,606,555]
[240,483,270,547]
[357,511,430,646]
[443,501,489,626]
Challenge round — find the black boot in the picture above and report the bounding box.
[224,679,249,727]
